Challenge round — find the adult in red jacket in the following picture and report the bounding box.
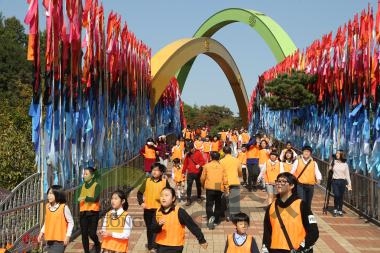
[182,142,206,206]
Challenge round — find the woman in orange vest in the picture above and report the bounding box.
[140,138,159,175]
[262,172,319,253]
[38,185,74,253]
[100,190,132,253]
[77,167,101,253]
[224,212,259,252]
[137,163,170,252]
[281,149,295,172]
[246,135,261,192]
[152,187,208,252]
[258,139,270,171]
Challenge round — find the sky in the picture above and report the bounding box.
[0,0,378,115]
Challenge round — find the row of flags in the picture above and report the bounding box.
[24,0,182,189]
[249,3,380,177]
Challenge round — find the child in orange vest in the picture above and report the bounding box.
[38,185,74,253]
[100,190,132,253]
[237,145,248,186]
[137,163,170,252]
[224,212,259,253]
[152,187,208,253]
[258,152,282,205]
[172,158,185,201]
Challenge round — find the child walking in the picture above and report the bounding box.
[258,152,282,205]
[38,185,74,253]
[172,158,185,201]
[224,212,259,253]
[100,190,132,253]
[152,187,208,253]
[77,167,101,253]
[200,151,224,230]
[137,163,170,252]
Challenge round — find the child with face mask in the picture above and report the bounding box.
[76,167,101,253]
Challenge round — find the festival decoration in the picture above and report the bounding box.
[249,3,380,177]
[24,0,180,189]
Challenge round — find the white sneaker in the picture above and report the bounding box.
[333,209,338,217]
[338,211,343,216]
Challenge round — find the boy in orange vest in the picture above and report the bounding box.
[237,145,248,186]
[262,172,319,253]
[224,212,259,252]
[137,163,170,252]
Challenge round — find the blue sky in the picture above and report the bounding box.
[1,0,377,115]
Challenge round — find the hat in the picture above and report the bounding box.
[302,145,313,153]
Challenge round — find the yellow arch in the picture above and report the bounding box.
[151,37,249,124]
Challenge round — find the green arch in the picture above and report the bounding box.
[176,8,297,89]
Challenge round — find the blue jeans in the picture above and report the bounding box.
[46,241,65,253]
[332,179,346,211]
[297,184,314,210]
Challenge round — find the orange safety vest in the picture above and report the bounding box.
[102,211,129,252]
[259,149,270,165]
[200,129,207,138]
[237,151,247,165]
[211,141,220,152]
[294,158,316,185]
[269,199,306,250]
[180,140,185,150]
[283,162,293,172]
[79,182,100,212]
[44,204,68,242]
[241,133,250,144]
[185,130,193,140]
[203,141,211,153]
[144,178,167,209]
[220,132,227,142]
[144,145,156,159]
[264,160,281,184]
[246,144,259,159]
[171,145,182,160]
[225,234,253,253]
[194,140,203,150]
[173,165,184,183]
[155,206,185,246]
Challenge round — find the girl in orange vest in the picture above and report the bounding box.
[202,136,212,162]
[171,139,184,162]
[38,185,74,253]
[140,138,159,175]
[258,152,282,205]
[281,149,295,172]
[77,167,101,253]
[211,135,221,152]
[137,163,170,252]
[224,212,259,253]
[172,158,185,201]
[258,139,270,170]
[100,190,132,253]
[152,187,208,253]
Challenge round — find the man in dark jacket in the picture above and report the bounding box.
[262,172,319,253]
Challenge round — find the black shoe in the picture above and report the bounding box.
[197,197,203,203]
[185,200,191,206]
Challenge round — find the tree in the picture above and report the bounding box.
[261,70,317,110]
[0,14,35,190]
[183,103,243,136]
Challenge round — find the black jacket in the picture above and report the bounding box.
[262,193,319,252]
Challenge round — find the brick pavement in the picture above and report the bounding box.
[66,179,380,253]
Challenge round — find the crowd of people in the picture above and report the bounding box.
[35,125,353,253]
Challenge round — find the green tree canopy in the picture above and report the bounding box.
[0,13,35,190]
[183,103,242,136]
[261,70,317,110]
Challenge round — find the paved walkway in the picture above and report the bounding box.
[66,179,380,253]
